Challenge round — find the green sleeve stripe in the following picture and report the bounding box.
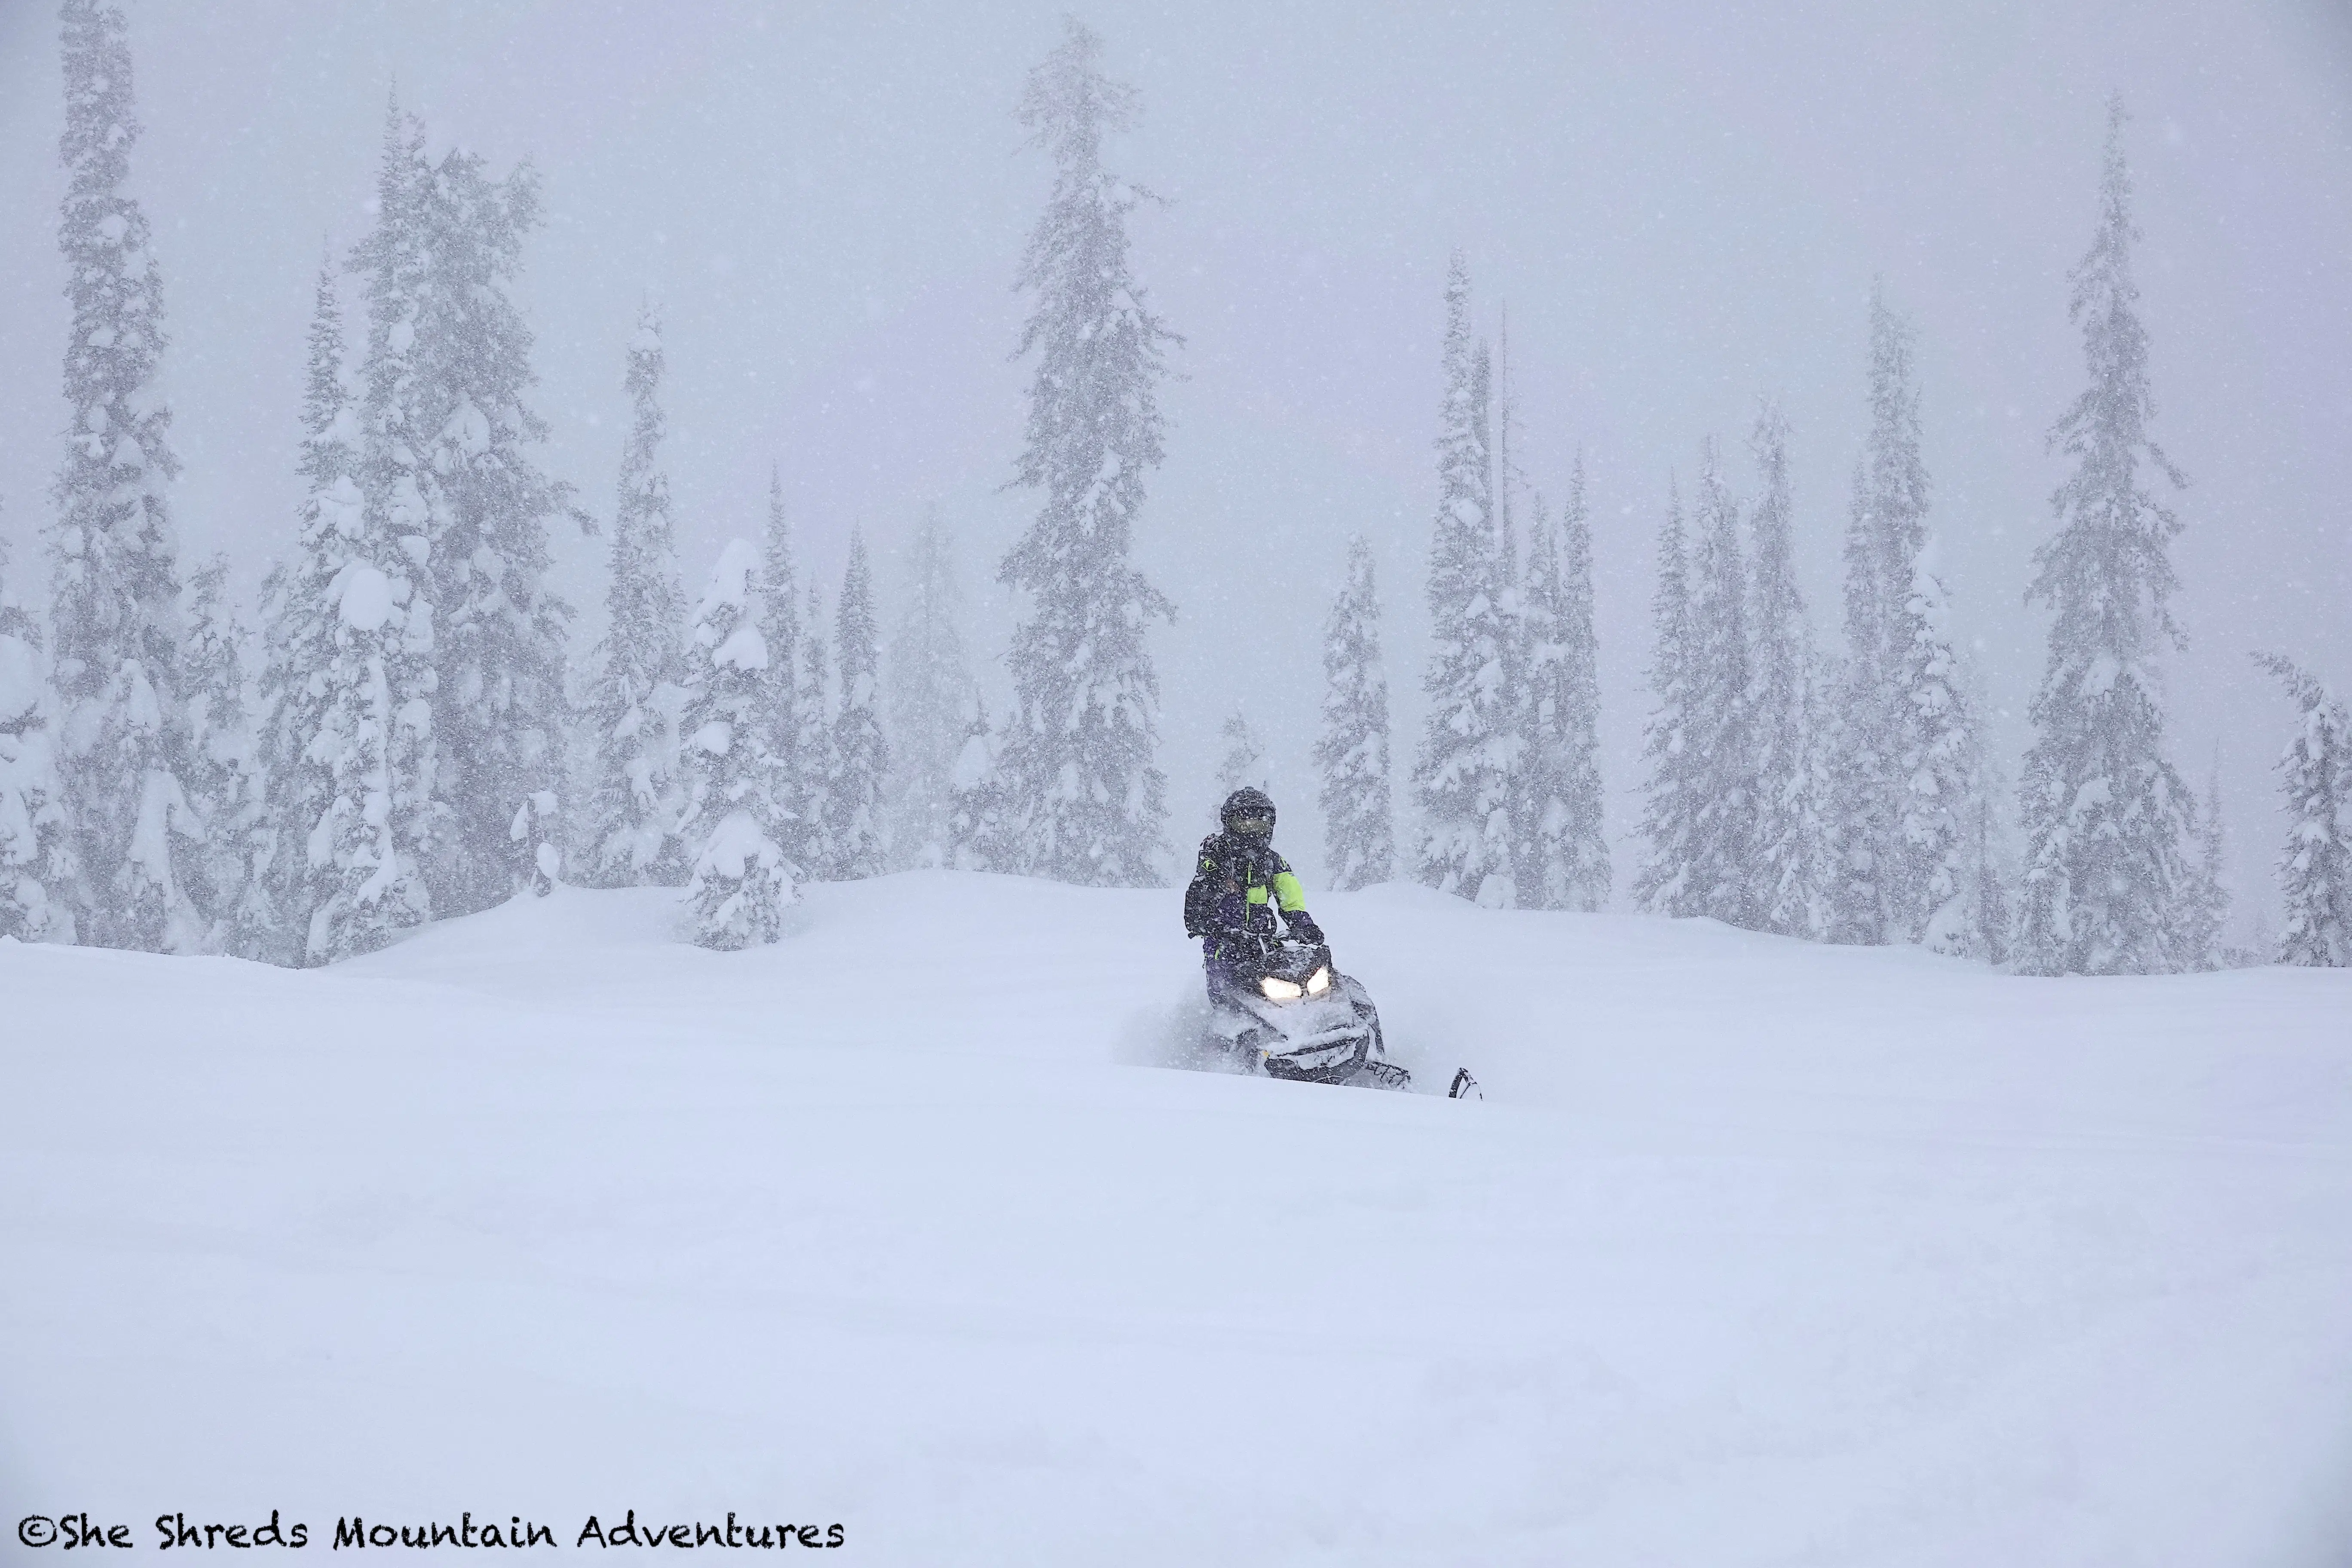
[1273,871,1306,912]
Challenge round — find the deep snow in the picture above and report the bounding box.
[4,872,2349,1565]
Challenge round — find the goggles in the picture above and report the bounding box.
[1227,816,1273,836]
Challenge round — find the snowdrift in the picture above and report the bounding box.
[3,872,2349,1565]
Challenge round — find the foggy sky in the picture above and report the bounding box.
[2,0,2346,916]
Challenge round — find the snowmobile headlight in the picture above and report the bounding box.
[1305,966,1331,995]
[1259,975,1304,1001]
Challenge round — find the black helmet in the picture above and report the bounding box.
[1220,787,1275,836]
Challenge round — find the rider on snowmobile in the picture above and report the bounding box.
[1183,787,1325,1000]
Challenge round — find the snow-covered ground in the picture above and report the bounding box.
[5,873,2349,1565]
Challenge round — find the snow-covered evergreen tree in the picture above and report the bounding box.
[1893,544,1988,957]
[986,19,1176,887]
[48,0,201,952]
[1216,710,1267,802]
[754,469,808,871]
[305,107,450,963]
[580,306,689,888]
[678,539,794,949]
[1314,535,1393,892]
[2015,103,2198,976]
[827,530,889,880]
[795,582,840,880]
[0,528,74,943]
[414,139,579,908]
[1518,475,1611,912]
[180,556,265,948]
[1634,479,1705,917]
[1412,256,1517,906]
[2179,751,2230,969]
[1681,438,1755,925]
[944,693,1010,874]
[884,507,977,871]
[1827,286,1935,946]
[1744,407,1828,937]
[2255,654,2351,968]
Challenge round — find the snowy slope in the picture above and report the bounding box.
[4,873,2349,1565]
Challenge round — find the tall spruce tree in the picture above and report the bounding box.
[2015,103,2197,976]
[827,530,889,879]
[1519,483,1611,912]
[312,104,455,962]
[1828,285,1934,945]
[1314,535,1394,892]
[755,469,808,872]
[678,539,794,948]
[1745,406,1828,936]
[409,137,579,908]
[1682,437,1755,925]
[49,0,201,951]
[2255,654,2351,968]
[884,507,977,871]
[581,306,689,888]
[181,556,265,949]
[795,582,840,879]
[2180,750,2230,968]
[1412,257,1517,906]
[945,693,1010,873]
[0,528,73,943]
[986,19,1176,886]
[1634,478,1706,916]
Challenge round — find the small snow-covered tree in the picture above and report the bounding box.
[1634,478,1705,917]
[180,556,265,948]
[1216,710,1267,802]
[827,530,889,879]
[580,306,689,888]
[1893,544,1988,957]
[1744,406,1827,937]
[678,539,794,949]
[2178,751,2229,969]
[1827,285,1935,946]
[0,528,74,943]
[2015,102,2197,976]
[885,507,977,871]
[1412,257,1517,906]
[2255,653,2351,968]
[795,582,840,880]
[49,0,202,951]
[986,19,1176,886]
[1315,535,1393,891]
[1682,437,1755,926]
[1519,476,1611,912]
[944,692,1010,873]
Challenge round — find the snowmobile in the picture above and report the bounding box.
[1203,933,1417,1090]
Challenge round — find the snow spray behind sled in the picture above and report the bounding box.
[1203,934,1480,1097]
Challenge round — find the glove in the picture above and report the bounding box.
[1287,913,1323,946]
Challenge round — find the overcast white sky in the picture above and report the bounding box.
[2,0,2346,913]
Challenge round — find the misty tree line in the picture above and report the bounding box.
[2,4,2346,972]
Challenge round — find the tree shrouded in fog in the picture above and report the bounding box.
[1314,535,1393,893]
[794,582,838,880]
[581,306,689,888]
[48,0,201,952]
[2015,103,2197,977]
[1828,286,1933,947]
[826,529,889,880]
[885,507,978,871]
[1893,542,1992,957]
[1634,478,1703,916]
[1412,255,1517,907]
[1744,407,1829,937]
[180,555,265,950]
[1516,465,1611,912]
[754,469,807,872]
[1215,710,1267,802]
[0,528,71,943]
[1680,437,1755,926]
[678,539,793,948]
[983,19,1176,887]
[2256,654,2350,968]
